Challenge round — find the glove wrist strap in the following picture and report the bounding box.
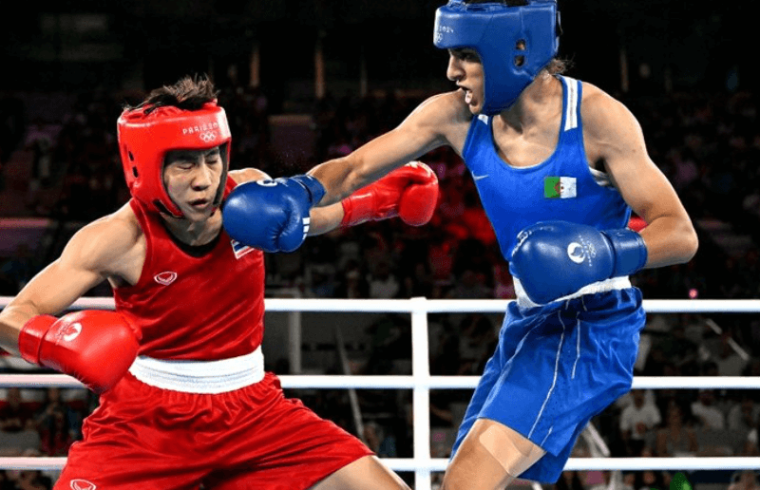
[291,175,326,206]
[18,315,57,366]
[603,228,648,277]
[341,192,379,227]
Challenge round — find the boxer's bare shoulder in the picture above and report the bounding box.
[61,203,146,287]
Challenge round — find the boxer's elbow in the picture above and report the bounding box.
[675,220,699,264]
[641,217,699,269]
[684,226,699,263]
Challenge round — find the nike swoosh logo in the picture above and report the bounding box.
[472,174,489,181]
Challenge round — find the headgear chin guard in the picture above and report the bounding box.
[434,0,560,115]
[117,102,232,218]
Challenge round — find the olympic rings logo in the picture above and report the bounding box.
[200,131,217,143]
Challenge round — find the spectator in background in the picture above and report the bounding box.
[656,404,698,457]
[23,119,55,214]
[691,389,726,430]
[367,260,400,299]
[456,314,496,375]
[656,324,700,375]
[492,264,516,300]
[0,470,18,490]
[619,390,661,456]
[0,388,34,434]
[37,407,74,457]
[554,471,585,490]
[335,261,369,299]
[446,268,491,300]
[304,264,337,298]
[701,360,720,377]
[728,395,760,436]
[630,463,666,490]
[10,469,52,490]
[399,261,435,299]
[589,471,634,490]
[33,388,81,445]
[362,421,397,459]
[728,471,760,490]
[714,330,748,377]
[739,409,759,456]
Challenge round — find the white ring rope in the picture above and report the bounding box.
[4,297,760,313]
[2,297,760,487]
[2,374,760,390]
[1,457,760,473]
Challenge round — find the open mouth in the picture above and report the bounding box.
[458,86,473,105]
[190,199,210,209]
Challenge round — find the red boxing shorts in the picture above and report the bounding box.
[55,358,372,490]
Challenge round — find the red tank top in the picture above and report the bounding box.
[113,177,265,360]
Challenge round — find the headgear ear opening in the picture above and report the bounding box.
[434,0,560,114]
[117,102,232,218]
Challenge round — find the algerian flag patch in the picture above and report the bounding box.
[544,176,577,199]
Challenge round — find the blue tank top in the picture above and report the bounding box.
[461,75,632,261]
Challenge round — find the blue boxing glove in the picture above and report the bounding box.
[222,175,326,253]
[509,221,648,305]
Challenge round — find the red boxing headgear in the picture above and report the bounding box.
[117,102,232,217]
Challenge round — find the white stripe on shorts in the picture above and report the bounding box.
[528,316,566,439]
[572,315,581,379]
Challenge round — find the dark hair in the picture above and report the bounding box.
[545,58,572,75]
[128,74,219,113]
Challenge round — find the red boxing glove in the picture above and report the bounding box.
[341,161,439,227]
[18,310,141,394]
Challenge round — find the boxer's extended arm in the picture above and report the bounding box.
[582,86,698,267]
[223,162,440,249]
[308,91,470,206]
[0,213,142,392]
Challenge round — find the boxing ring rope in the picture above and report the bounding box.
[2,297,760,489]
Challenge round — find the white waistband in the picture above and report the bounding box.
[513,276,632,309]
[128,347,265,394]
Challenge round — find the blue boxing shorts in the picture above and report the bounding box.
[450,287,645,483]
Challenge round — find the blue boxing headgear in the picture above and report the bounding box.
[434,0,560,115]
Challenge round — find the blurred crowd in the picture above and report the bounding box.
[0,79,759,489]
[0,387,87,488]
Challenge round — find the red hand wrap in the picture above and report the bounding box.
[628,216,648,232]
[341,161,439,227]
[19,311,141,393]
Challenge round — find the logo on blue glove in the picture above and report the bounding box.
[256,180,278,188]
[566,237,598,267]
[567,242,585,263]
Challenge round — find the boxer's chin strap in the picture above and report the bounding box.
[478,423,546,478]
